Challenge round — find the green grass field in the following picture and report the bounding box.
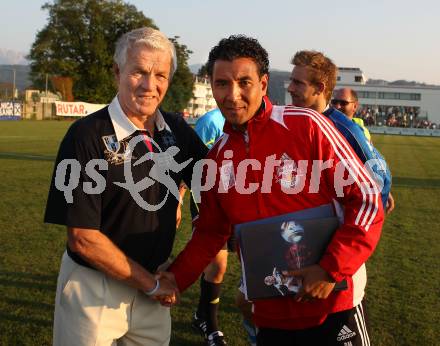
[0,120,439,345]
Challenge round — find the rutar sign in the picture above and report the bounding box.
[55,101,106,117]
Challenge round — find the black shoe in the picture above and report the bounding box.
[207,331,227,346]
[191,313,208,338]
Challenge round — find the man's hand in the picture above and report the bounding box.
[282,265,335,302]
[152,271,180,307]
[176,184,187,229]
[176,204,182,229]
[386,192,395,214]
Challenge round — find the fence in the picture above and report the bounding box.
[368,126,440,137]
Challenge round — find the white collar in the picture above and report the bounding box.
[108,96,171,142]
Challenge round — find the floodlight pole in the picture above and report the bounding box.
[44,73,48,118]
[12,68,16,116]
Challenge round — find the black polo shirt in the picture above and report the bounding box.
[44,97,208,272]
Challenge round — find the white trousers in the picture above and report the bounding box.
[53,252,171,346]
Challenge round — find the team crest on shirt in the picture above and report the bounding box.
[275,153,301,189]
[102,134,136,165]
[102,134,120,152]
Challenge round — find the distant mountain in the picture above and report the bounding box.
[0,49,29,65]
[388,79,438,87]
[0,65,32,91]
[367,78,438,87]
[366,79,388,85]
[189,63,203,74]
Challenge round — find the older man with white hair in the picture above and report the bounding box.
[44,27,207,346]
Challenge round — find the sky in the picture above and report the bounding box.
[0,0,439,84]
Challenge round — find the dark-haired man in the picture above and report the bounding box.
[161,36,384,346]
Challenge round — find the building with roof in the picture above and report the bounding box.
[185,76,217,117]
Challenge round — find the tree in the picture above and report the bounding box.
[161,37,194,113]
[197,63,208,78]
[50,76,74,101]
[29,0,155,103]
[28,0,194,110]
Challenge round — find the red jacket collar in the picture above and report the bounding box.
[223,96,273,135]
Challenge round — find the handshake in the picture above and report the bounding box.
[148,271,181,307]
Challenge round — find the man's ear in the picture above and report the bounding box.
[353,101,359,113]
[261,74,269,95]
[315,82,326,96]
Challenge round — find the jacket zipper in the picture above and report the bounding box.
[244,124,264,217]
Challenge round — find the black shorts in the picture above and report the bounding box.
[256,301,370,346]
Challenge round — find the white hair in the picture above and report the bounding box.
[114,27,177,78]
